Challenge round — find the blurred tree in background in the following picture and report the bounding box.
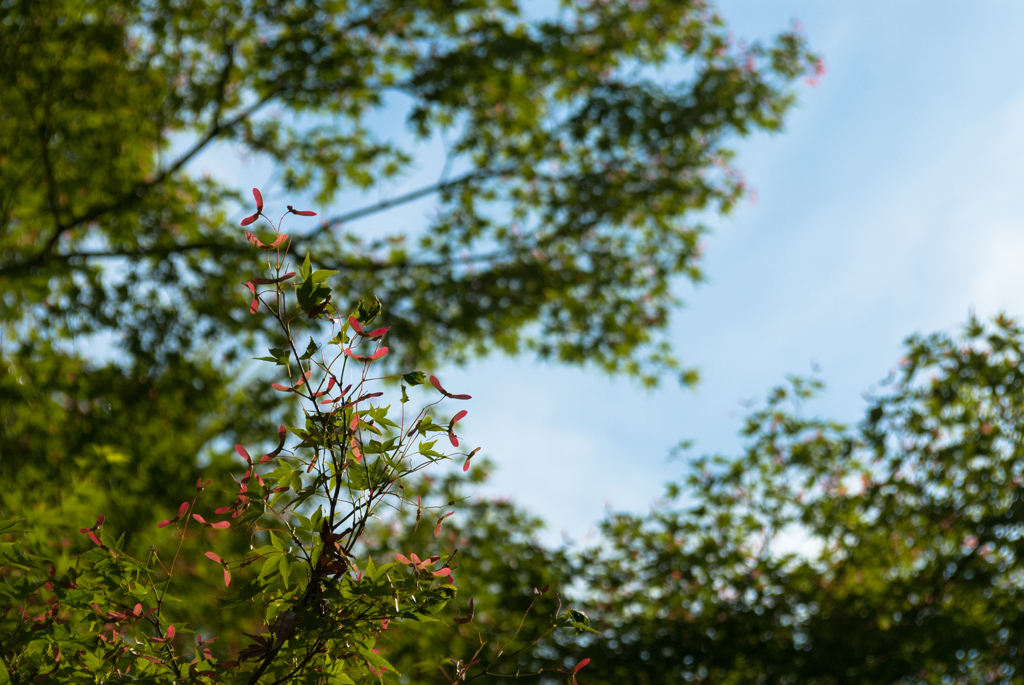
[0,0,819,383]
[376,317,1024,684]
[30,1,1023,683]
[7,0,1022,682]
[0,0,818,654]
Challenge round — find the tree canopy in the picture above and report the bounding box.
[20,2,1024,684]
[1,221,599,684]
[0,0,820,384]
[374,316,1024,684]
[7,1,1019,684]
[0,5,822,671]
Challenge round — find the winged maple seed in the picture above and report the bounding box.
[204,551,231,587]
[240,188,263,226]
[343,346,389,363]
[157,502,189,528]
[271,370,313,392]
[78,515,105,547]
[448,410,468,447]
[393,552,452,578]
[429,375,472,400]
[348,315,390,338]
[245,232,289,249]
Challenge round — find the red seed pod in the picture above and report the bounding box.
[245,282,260,314]
[235,445,253,465]
[205,552,231,586]
[434,511,454,537]
[429,375,472,400]
[271,370,313,392]
[343,347,388,363]
[241,188,264,226]
[252,271,296,285]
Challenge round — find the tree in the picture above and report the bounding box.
[0,2,833,680]
[0,0,820,384]
[348,316,1024,685]
[0,2,820,673]
[0,218,594,683]
[549,315,1024,684]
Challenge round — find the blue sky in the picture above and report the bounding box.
[192,2,1024,545]
[451,1,1024,543]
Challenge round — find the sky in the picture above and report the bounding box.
[192,2,1024,546]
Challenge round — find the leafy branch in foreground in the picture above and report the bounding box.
[0,191,592,685]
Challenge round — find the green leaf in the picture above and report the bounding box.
[356,298,381,324]
[300,338,320,360]
[219,579,264,608]
[418,440,444,459]
[259,554,283,583]
[0,519,26,535]
[402,371,426,386]
[359,646,399,676]
[280,556,291,588]
[255,347,293,367]
[311,269,339,284]
[365,556,376,580]
[567,620,601,635]
[568,609,589,625]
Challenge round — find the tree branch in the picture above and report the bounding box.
[37,121,64,232]
[33,90,278,261]
[211,42,235,130]
[304,166,510,239]
[1,161,523,278]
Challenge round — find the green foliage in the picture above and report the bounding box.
[347,315,1024,685]
[0,0,821,385]
[361,465,582,683]
[0,202,591,684]
[563,314,1024,684]
[7,198,1024,684]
